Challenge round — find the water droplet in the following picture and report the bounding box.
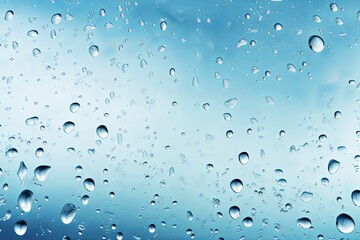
[140,59,148,69]
[336,213,355,233]
[83,178,95,192]
[116,232,123,240]
[334,111,341,119]
[51,13,62,24]
[33,48,41,57]
[224,98,238,109]
[18,190,33,213]
[148,224,156,233]
[313,15,321,23]
[330,3,338,12]
[81,195,90,205]
[60,203,77,224]
[100,8,106,17]
[308,35,325,53]
[89,45,99,57]
[25,116,39,126]
[50,29,57,39]
[69,102,80,113]
[328,159,340,175]
[321,177,329,186]
[17,161,28,183]
[35,147,44,157]
[169,167,175,177]
[27,30,38,37]
[160,21,167,31]
[300,191,313,202]
[5,148,18,158]
[169,68,175,76]
[5,10,14,21]
[335,17,344,25]
[274,23,283,31]
[297,217,312,228]
[238,152,249,165]
[242,217,253,227]
[229,206,240,220]
[34,165,51,182]
[14,220,27,236]
[287,64,296,72]
[351,190,360,206]
[318,134,327,142]
[96,125,108,139]
[216,57,223,64]
[236,38,247,48]
[63,121,75,134]
[230,179,243,193]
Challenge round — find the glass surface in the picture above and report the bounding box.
[1,0,360,239]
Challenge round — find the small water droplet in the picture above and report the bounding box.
[63,121,75,134]
[297,217,312,228]
[238,152,249,165]
[230,179,243,193]
[51,13,62,24]
[160,21,167,31]
[140,59,148,69]
[5,10,14,21]
[169,68,175,76]
[35,147,44,158]
[242,217,253,227]
[336,213,355,233]
[34,165,51,182]
[318,134,327,142]
[61,203,77,224]
[18,190,33,213]
[83,178,95,192]
[25,116,39,126]
[33,48,41,57]
[224,98,238,109]
[89,45,99,57]
[14,220,27,236]
[328,159,340,175]
[351,190,360,207]
[27,30,38,37]
[148,224,156,233]
[274,23,283,31]
[330,3,338,12]
[96,125,108,139]
[300,191,313,202]
[216,57,223,64]
[229,206,240,220]
[5,148,18,158]
[69,102,80,113]
[335,17,344,25]
[334,111,341,119]
[313,15,321,23]
[308,35,325,53]
[17,161,28,183]
[50,29,57,39]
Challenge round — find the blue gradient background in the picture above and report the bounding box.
[1,0,360,239]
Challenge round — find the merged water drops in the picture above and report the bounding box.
[83,178,95,192]
[230,179,243,193]
[34,165,52,182]
[328,159,340,175]
[96,125,109,139]
[62,121,75,134]
[229,206,240,220]
[60,203,77,224]
[238,152,249,165]
[308,35,325,53]
[89,45,99,57]
[336,213,355,233]
[18,189,33,213]
[14,220,27,236]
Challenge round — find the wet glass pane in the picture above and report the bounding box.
[1,0,360,239]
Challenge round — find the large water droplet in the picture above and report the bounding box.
[34,165,52,182]
[25,116,39,126]
[5,148,18,158]
[351,190,360,207]
[51,13,62,24]
[83,178,95,192]
[230,179,243,193]
[336,213,355,233]
[18,190,33,213]
[17,161,28,183]
[96,125,108,139]
[328,159,340,175]
[308,35,325,53]
[229,206,240,220]
[63,121,75,134]
[5,10,14,21]
[60,203,77,224]
[89,45,99,57]
[297,217,312,228]
[14,220,27,236]
[238,152,249,165]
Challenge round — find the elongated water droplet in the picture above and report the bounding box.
[83,178,95,192]
[17,161,28,183]
[5,10,14,21]
[297,217,312,228]
[50,29,57,39]
[351,190,360,206]
[61,203,77,224]
[236,38,247,48]
[14,220,27,236]
[229,206,240,220]
[160,21,167,31]
[308,35,325,53]
[169,167,175,177]
[25,116,39,126]
[230,179,243,193]
[51,13,62,24]
[18,190,33,213]
[328,159,340,175]
[27,30,38,37]
[96,125,108,139]
[63,121,75,134]
[5,148,18,158]
[336,213,355,233]
[89,45,99,57]
[238,152,249,165]
[34,165,52,182]
[12,41,18,50]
